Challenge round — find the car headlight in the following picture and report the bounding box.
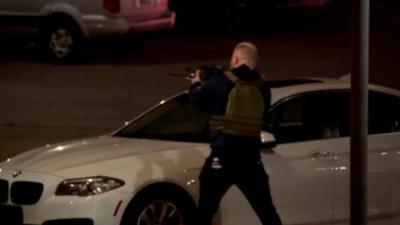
[55,176,125,196]
[0,158,10,172]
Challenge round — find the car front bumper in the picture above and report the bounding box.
[0,169,130,225]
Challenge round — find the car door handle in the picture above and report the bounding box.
[310,150,330,157]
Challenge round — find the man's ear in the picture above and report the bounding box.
[231,55,240,68]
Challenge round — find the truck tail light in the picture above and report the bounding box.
[104,0,120,13]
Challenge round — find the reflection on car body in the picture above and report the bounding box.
[1,76,400,225]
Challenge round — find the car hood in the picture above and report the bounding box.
[0,136,199,177]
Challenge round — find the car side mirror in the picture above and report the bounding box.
[260,131,277,149]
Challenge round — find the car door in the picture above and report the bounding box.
[330,91,400,225]
[0,0,42,35]
[0,0,19,13]
[0,0,41,14]
[221,91,336,225]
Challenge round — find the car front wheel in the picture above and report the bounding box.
[121,188,195,225]
[138,200,184,225]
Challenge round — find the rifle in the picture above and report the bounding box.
[168,64,225,81]
[168,72,195,79]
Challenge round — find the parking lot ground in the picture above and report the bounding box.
[0,1,399,161]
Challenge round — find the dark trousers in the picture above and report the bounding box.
[197,156,282,225]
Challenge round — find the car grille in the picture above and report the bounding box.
[0,204,23,224]
[11,181,43,205]
[0,179,8,203]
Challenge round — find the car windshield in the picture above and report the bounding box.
[114,93,210,143]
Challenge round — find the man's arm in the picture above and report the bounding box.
[187,71,211,113]
[188,82,205,103]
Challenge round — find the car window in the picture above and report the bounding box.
[116,94,210,143]
[369,91,400,134]
[267,90,400,144]
[267,92,345,144]
[116,90,400,144]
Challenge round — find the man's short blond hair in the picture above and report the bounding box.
[233,42,258,69]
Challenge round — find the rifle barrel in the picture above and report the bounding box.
[168,73,194,78]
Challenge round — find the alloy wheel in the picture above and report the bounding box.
[137,200,184,225]
[49,28,73,59]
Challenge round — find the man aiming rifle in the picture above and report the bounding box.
[187,42,283,225]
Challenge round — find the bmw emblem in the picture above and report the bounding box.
[12,170,22,178]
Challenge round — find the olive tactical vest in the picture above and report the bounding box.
[210,71,266,137]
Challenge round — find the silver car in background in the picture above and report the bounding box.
[0,0,175,61]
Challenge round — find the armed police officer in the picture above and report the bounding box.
[188,42,282,225]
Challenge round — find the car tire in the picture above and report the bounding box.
[41,17,83,63]
[121,187,195,225]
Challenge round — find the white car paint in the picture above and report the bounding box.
[1,77,400,225]
[1,137,207,225]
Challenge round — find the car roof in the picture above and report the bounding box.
[269,75,400,104]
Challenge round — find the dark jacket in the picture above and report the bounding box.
[188,65,271,159]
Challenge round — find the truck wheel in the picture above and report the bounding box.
[42,18,83,63]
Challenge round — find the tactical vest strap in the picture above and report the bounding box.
[210,115,263,137]
[224,71,265,87]
[225,71,239,83]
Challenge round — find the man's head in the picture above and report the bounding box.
[229,42,258,69]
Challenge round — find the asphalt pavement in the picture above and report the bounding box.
[0,2,399,161]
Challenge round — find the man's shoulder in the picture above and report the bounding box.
[206,70,230,83]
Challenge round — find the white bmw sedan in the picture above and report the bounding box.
[1,77,400,225]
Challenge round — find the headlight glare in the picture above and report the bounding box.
[56,176,124,196]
